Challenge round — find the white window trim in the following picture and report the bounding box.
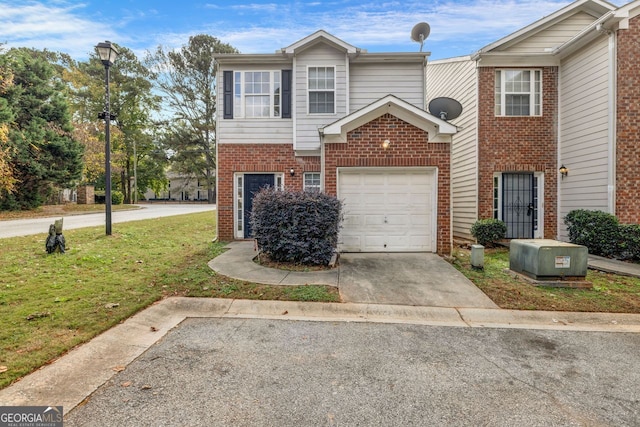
[233,172,284,239]
[307,65,336,115]
[233,70,281,119]
[303,172,321,191]
[495,69,542,117]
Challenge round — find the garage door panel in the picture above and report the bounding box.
[339,168,436,252]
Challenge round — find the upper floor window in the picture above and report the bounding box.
[233,71,281,118]
[495,69,541,116]
[308,66,335,114]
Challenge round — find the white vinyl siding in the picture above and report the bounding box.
[558,35,611,240]
[217,65,293,144]
[497,12,599,53]
[350,63,424,111]
[295,45,347,151]
[427,57,477,240]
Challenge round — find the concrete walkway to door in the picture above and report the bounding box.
[209,241,499,309]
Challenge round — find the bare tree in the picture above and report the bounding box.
[146,35,238,203]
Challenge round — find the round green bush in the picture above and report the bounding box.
[111,191,124,205]
[470,219,507,246]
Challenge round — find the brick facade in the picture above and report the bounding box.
[477,67,559,238]
[324,114,452,254]
[616,14,640,224]
[217,144,320,241]
[218,114,452,254]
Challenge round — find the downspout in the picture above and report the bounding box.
[213,61,220,242]
[598,23,617,215]
[318,129,325,193]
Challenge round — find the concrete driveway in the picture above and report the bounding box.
[338,252,498,308]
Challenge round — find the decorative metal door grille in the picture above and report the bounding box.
[502,173,535,239]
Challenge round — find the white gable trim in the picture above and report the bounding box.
[280,30,360,55]
[472,0,615,58]
[320,95,457,143]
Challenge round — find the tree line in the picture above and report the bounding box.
[0,35,237,210]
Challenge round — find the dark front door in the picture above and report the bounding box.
[244,174,274,238]
[502,173,536,239]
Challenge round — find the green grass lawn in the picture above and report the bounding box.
[2,207,639,391]
[0,211,339,389]
[451,247,640,313]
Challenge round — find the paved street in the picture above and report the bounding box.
[0,203,216,238]
[64,317,640,426]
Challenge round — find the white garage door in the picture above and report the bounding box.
[338,168,437,252]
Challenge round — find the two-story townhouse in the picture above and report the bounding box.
[214,31,457,254]
[427,0,640,242]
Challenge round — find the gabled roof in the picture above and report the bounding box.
[279,30,361,56]
[320,95,457,144]
[472,0,616,64]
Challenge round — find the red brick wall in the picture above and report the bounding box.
[217,144,320,241]
[477,67,559,238]
[616,15,640,224]
[324,113,452,254]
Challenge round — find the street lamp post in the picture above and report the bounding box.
[96,41,118,235]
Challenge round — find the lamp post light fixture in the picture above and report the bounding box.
[96,41,118,235]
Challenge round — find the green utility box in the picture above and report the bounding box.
[509,239,588,280]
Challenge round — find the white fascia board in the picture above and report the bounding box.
[476,53,561,67]
[213,53,290,66]
[551,11,619,57]
[321,95,456,143]
[351,52,429,63]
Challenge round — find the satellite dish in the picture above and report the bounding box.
[411,22,431,52]
[428,97,463,121]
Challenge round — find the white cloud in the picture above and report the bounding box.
[200,0,581,57]
[0,1,120,58]
[0,0,627,61]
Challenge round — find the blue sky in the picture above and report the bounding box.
[0,0,626,61]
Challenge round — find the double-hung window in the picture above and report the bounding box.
[232,71,281,118]
[308,66,335,114]
[495,69,541,116]
[303,172,321,191]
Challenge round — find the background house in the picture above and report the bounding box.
[214,31,456,254]
[427,0,640,242]
[144,172,210,202]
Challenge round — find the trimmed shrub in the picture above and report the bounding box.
[111,191,124,205]
[250,187,342,265]
[564,210,620,257]
[94,190,124,205]
[470,218,507,247]
[618,224,640,261]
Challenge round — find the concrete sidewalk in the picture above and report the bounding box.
[588,254,640,278]
[1,297,639,413]
[209,241,498,309]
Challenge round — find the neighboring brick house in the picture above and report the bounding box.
[214,31,457,254]
[427,0,640,242]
